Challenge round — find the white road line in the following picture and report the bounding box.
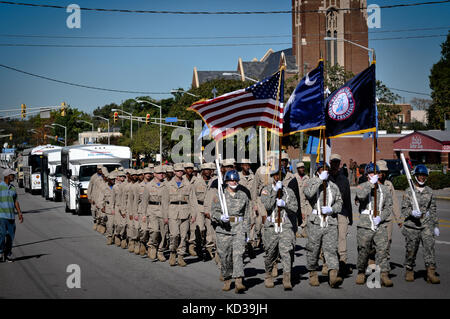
[436,240,450,245]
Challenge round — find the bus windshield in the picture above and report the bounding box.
[29,155,42,173]
[79,164,121,182]
[55,165,62,177]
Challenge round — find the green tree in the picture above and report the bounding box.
[428,31,450,129]
[324,62,355,93]
[376,80,401,133]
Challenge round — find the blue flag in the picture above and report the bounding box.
[283,61,325,135]
[325,63,376,138]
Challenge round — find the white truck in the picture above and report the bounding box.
[42,149,63,201]
[61,144,131,215]
[22,145,62,194]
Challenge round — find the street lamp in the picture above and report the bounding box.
[93,115,110,145]
[222,72,258,83]
[76,119,94,132]
[323,37,375,63]
[46,123,67,146]
[111,108,133,141]
[170,89,200,98]
[135,99,163,163]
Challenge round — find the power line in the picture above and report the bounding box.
[388,87,432,96]
[0,34,446,48]
[0,26,448,40]
[0,0,449,14]
[0,63,172,95]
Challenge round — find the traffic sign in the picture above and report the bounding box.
[165,117,178,123]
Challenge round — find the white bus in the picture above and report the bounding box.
[22,145,62,194]
[42,149,63,201]
[61,144,131,215]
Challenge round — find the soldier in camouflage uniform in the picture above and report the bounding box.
[211,170,250,293]
[401,164,440,284]
[354,163,394,287]
[141,165,169,262]
[113,170,127,247]
[87,165,103,231]
[303,161,343,288]
[101,172,116,245]
[260,167,298,290]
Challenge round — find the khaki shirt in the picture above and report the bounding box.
[93,178,106,210]
[141,179,169,219]
[192,176,210,214]
[87,173,101,202]
[113,181,124,215]
[167,178,200,220]
[101,184,115,215]
[124,181,137,217]
[133,180,150,215]
[384,180,402,223]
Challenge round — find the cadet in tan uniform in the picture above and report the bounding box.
[101,172,116,245]
[294,162,311,238]
[142,165,169,262]
[281,153,295,186]
[87,165,103,231]
[184,162,200,257]
[113,170,127,247]
[192,163,215,260]
[165,165,174,181]
[133,168,153,256]
[148,163,155,181]
[167,163,200,267]
[96,167,109,234]
[125,170,139,253]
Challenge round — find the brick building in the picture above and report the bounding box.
[292,0,370,76]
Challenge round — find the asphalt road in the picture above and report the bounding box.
[1,185,449,299]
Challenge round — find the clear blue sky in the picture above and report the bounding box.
[0,0,449,114]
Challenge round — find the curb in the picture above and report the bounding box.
[435,196,450,201]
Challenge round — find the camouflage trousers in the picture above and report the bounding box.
[216,232,245,279]
[138,213,149,244]
[113,210,127,238]
[148,215,168,252]
[262,225,295,274]
[402,225,436,269]
[357,224,390,273]
[306,222,339,271]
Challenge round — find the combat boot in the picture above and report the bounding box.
[169,252,177,266]
[219,273,224,282]
[114,236,121,247]
[99,225,106,234]
[177,255,187,267]
[157,251,166,262]
[283,272,293,290]
[322,264,329,276]
[356,272,366,285]
[272,263,278,277]
[222,279,231,291]
[309,271,319,287]
[120,239,127,249]
[188,244,197,257]
[235,277,246,293]
[405,267,414,282]
[329,269,343,288]
[128,240,135,253]
[93,223,97,231]
[148,246,157,260]
[264,272,274,288]
[134,242,140,255]
[206,247,214,260]
[381,272,393,287]
[106,236,113,245]
[426,266,440,284]
[215,252,220,265]
[139,243,147,256]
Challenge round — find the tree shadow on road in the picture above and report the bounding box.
[12,253,49,261]
[22,206,65,214]
[13,235,97,248]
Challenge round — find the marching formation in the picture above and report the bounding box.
[87,153,441,293]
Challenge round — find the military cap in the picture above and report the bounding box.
[101,167,109,175]
[117,170,126,177]
[165,165,174,173]
[117,167,124,172]
[173,163,184,171]
[222,158,236,167]
[184,162,194,169]
[97,164,103,169]
[154,165,165,174]
[148,163,155,168]
[239,158,251,164]
[296,162,305,168]
[108,171,117,179]
[142,167,153,174]
[130,169,138,175]
[376,160,388,172]
[281,153,289,161]
[200,163,210,170]
[207,162,216,170]
[330,153,342,162]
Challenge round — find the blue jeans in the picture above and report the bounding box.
[0,218,16,256]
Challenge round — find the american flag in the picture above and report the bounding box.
[188,70,284,141]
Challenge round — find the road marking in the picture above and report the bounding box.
[439,224,450,228]
[439,219,450,224]
[436,240,450,245]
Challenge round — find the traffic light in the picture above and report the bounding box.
[9,134,12,141]
[114,112,118,123]
[146,113,150,124]
[55,136,58,142]
[61,102,66,117]
[21,104,26,119]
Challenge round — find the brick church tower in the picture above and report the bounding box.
[292,0,369,76]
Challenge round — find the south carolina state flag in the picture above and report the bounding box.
[325,63,377,138]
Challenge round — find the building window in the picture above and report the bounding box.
[326,8,338,66]
[397,114,405,124]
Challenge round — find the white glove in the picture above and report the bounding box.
[321,206,333,215]
[246,237,250,243]
[276,198,286,207]
[319,171,329,181]
[373,216,381,226]
[220,215,229,223]
[434,227,440,237]
[369,175,379,184]
[273,181,283,192]
[411,210,422,218]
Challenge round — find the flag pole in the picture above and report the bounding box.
[372,53,378,218]
[275,66,285,232]
[322,128,327,207]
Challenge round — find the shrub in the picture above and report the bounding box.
[393,172,450,190]
[393,175,408,190]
